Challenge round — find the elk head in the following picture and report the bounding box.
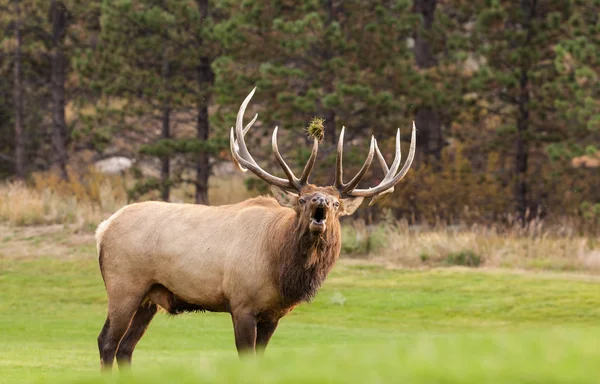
[230,88,416,233]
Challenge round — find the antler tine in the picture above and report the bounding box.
[299,138,319,185]
[230,112,258,171]
[334,127,346,189]
[383,128,402,182]
[272,127,301,190]
[344,122,417,198]
[243,114,258,136]
[230,88,297,191]
[340,136,375,193]
[230,127,246,172]
[371,127,402,183]
[367,130,400,206]
[234,88,256,161]
[374,139,390,175]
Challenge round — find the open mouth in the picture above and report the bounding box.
[312,206,326,225]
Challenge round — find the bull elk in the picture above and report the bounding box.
[96,88,416,370]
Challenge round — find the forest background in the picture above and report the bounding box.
[0,0,599,233]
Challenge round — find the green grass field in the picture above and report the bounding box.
[2,252,600,383]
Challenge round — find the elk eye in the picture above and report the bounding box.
[299,198,306,204]
[334,201,340,208]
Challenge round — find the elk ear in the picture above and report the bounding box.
[339,197,364,216]
[271,186,298,208]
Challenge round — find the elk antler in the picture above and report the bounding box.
[335,123,417,205]
[230,88,318,192]
[334,127,376,193]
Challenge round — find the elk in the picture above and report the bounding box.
[96,88,416,370]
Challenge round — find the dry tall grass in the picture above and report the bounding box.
[2,171,599,273]
[169,174,256,206]
[0,181,123,229]
[0,168,254,230]
[343,220,600,273]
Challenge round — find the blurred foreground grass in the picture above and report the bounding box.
[1,255,600,383]
[53,332,600,383]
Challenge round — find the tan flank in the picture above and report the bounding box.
[96,89,417,371]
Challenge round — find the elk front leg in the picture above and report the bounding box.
[256,320,279,354]
[231,312,257,356]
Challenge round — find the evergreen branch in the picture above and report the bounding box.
[120,12,188,50]
[21,25,53,45]
[477,105,514,119]
[499,92,519,105]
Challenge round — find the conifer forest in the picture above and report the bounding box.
[0,0,599,229]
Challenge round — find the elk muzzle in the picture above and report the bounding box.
[309,195,329,233]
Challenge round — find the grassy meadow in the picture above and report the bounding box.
[2,224,600,383]
[2,178,600,383]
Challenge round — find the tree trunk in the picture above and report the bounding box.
[50,0,69,181]
[160,50,171,202]
[515,0,537,224]
[160,105,171,202]
[194,0,213,205]
[319,0,343,146]
[415,108,443,162]
[195,58,213,205]
[413,0,436,67]
[322,108,336,146]
[413,0,443,162]
[515,71,529,224]
[13,0,25,179]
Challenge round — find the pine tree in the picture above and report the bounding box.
[160,0,231,204]
[548,0,600,217]
[83,0,181,201]
[412,0,444,162]
[78,0,231,203]
[407,0,475,165]
[12,0,25,179]
[550,0,599,155]
[0,0,99,179]
[465,0,573,222]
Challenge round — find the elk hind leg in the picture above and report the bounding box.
[98,294,145,371]
[116,302,158,369]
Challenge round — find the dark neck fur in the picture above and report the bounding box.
[275,216,341,305]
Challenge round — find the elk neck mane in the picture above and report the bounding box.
[269,207,342,306]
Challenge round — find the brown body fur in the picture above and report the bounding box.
[96,185,349,370]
